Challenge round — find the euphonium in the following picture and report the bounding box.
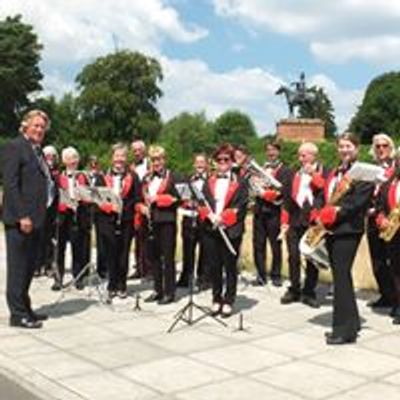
[302,175,352,248]
[379,205,400,242]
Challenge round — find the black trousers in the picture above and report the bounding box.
[326,234,362,338]
[253,211,282,281]
[99,220,133,292]
[387,232,400,307]
[5,226,42,319]
[203,231,241,305]
[57,214,90,281]
[367,225,395,303]
[180,219,207,284]
[148,222,177,298]
[286,224,319,296]
[94,219,107,279]
[134,223,152,277]
[36,204,57,272]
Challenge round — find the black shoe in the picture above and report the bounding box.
[252,277,267,287]
[271,277,282,287]
[158,295,175,305]
[144,292,163,303]
[367,297,393,308]
[75,281,85,291]
[176,278,189,288]
[326,335,357,345]
[280,290,300,304]
[51,281,62,291]
[128,271,143,280]
[117,290,128,299]
[31,312,48,321]
[10,317,43,329]
[301,295,320,309]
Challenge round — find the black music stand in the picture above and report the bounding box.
[167,219,227,333]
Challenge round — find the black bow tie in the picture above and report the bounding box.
[264,160,280,169]
[153,171,166,179]
[193,173,206,181]
[67,172,74,178]
[337,163,351,174]
[112,171,124,177]
[136,159,144,166]
[217,173,228,179]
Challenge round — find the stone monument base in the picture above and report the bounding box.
[276,118,325,142]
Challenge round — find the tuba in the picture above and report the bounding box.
[379,204,400,242]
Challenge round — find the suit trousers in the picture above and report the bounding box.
[367,225,395,303]
[326,234,362,338]
[99,220,133,292]
[252,211,282,282]
[203,231,241,305]
[180,220,207,284]
[5,226,42,318]
[148,222,177,298]
[57,215,90,281]
[286,224,319,296]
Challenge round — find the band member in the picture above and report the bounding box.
[367,133,396,309]
[375,155,400,324]
[86,155,107,279]
[199,143,248,317]
[280,142,327,307]
[177,153,209,290]
[318,133,374,344]
[53,147,91,291]
[95,143,141,299]
[130,139,152,279]
[139,145,181,304]
[36,145,60,277]
[2,110,54,328]
[233,145,251,180]
[252,140,292,286]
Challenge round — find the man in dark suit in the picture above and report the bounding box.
[252,140,292,287]
[2,109,55,329]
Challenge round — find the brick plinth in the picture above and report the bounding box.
[276,118,325,141]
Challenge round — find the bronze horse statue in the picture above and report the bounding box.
[275,73,316,118]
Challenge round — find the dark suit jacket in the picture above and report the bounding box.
[254,163,293,216]
[1,135,48,229]
[201,173,248,239]
[283,165,329,228]
[317,167,374,235]
[142,170,181,224]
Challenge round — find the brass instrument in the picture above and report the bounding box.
[303,175,352,246]
[379,205,400,242]
[247,159,282,192]
[301,162,386,268]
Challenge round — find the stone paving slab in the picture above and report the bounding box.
[1,235,400,399]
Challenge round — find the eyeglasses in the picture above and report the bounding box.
[216,156,230,162]
[150,157,162,162]
[376,143,389,149]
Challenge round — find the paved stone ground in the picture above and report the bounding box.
[1,233,400,399]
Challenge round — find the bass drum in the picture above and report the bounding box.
[299,234,330,270]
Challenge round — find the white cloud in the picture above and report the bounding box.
[212,0,400,65]
[0,0,207,63]
[158,58,358,134]
[158,56,287,134]
[309,74,364,131]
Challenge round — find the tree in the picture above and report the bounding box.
[350,72,400,143]
[76,50,163,143]
[160,112,215,173]
[298,86,337,137]
[0,15,43,136]
[213,110,257,145]
[32,93,80,146]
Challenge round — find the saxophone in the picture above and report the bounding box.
[379,204,400,242]
[303,174,352,248]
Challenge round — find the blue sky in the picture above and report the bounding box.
[1,0,400,135]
